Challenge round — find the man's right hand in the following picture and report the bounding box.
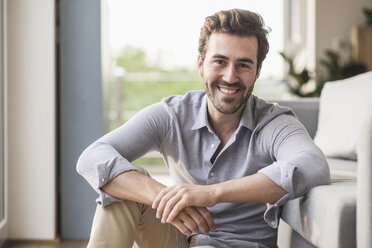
[102,170,215,235]
[169,206,215,236]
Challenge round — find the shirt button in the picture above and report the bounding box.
[211,144,215,148]
[210,172,215,177]
[101,178,105,183]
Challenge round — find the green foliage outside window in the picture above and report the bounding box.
[106,46,203,167]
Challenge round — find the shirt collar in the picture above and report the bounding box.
[191,95,210,131]
[238,95,256,131]
[191,94,256,132]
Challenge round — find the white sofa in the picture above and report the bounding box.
[275,71,372,248]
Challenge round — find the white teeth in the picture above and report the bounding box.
[219,87,238,94]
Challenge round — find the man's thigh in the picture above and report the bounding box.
[88,163,190,248]
[89,198,189,248]
[134,199,189,248]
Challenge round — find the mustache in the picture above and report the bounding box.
[212,80,245,90]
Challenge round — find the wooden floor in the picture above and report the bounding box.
[2,240,88,248]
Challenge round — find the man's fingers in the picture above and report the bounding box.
[165,198,187,223]
[161,193,182,223]
[184,207,210,234]
[196,207,215,231]
[177,211,199,234]
[167,207,215,235]
[155,188,177,219]
[171,218,192,236]
[152,187,171,209]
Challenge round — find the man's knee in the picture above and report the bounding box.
[88,201,144,248]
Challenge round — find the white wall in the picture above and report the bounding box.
[7,0,56,239]
[315,0,372,70]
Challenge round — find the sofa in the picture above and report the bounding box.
[275,71,372,248]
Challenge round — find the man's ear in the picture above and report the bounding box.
[197,55,203,76]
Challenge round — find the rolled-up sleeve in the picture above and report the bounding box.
[257,114,330,227]
[76,103,169,206]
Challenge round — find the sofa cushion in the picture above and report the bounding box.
[314,71,372,160]
[272,99,319,139]
[327,158,357,181]
[281,181,356,248]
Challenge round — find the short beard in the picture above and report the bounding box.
[204,80,253,115]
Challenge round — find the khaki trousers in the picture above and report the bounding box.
[87,166,214,248]
[88,200,190,248]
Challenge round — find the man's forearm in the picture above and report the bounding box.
[153,173,287,224]
[103,170,215,235]
[214,173,287,204]
[102,171,166,206]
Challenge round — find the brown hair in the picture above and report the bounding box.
[198,9,270,68]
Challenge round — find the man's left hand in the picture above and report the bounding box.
[152,183,217,229]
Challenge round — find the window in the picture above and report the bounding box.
[0,0,6,230]
[106,0,284,77]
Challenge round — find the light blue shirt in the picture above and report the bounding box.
[77,91,330,248]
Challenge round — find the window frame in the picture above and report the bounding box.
[0,0,9,240]
[283,0,315,70]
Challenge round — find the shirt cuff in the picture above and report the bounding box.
[258,161,296,197]
[96,190,122,206]
[96,157,137,186]
[95,157,138,206]
[263,193,290,228]
[258,161,297,228]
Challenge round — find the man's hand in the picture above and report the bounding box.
[152,183,217,232]
[169,206,214,235]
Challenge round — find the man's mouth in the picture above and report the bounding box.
[218,86,239,94]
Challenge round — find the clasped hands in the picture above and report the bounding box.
[152,183,217,236]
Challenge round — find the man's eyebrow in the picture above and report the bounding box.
[238,58,255,65]
[212,54,255,65]
[212,54,228,60]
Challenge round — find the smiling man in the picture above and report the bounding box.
[77,9,329,248]
[201,34,258,115]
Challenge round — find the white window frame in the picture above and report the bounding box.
[0,0,8,242]
[283,0,315,70]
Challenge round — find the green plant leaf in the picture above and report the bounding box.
[363,8,372,25]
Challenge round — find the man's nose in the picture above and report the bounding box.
[222,64,238,84]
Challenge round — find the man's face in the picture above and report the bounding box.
[198,33,261,115]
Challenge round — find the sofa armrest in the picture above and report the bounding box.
[279,182,356,248]
[357,105,372,248]
[272,98,319,139]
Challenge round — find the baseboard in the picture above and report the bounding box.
[2,237,60,247]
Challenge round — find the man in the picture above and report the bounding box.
[77,9,330,248]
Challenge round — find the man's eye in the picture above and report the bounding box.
[239,63,250,68]
[215,60,225,65]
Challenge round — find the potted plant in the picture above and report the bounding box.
[351,8,372,71]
